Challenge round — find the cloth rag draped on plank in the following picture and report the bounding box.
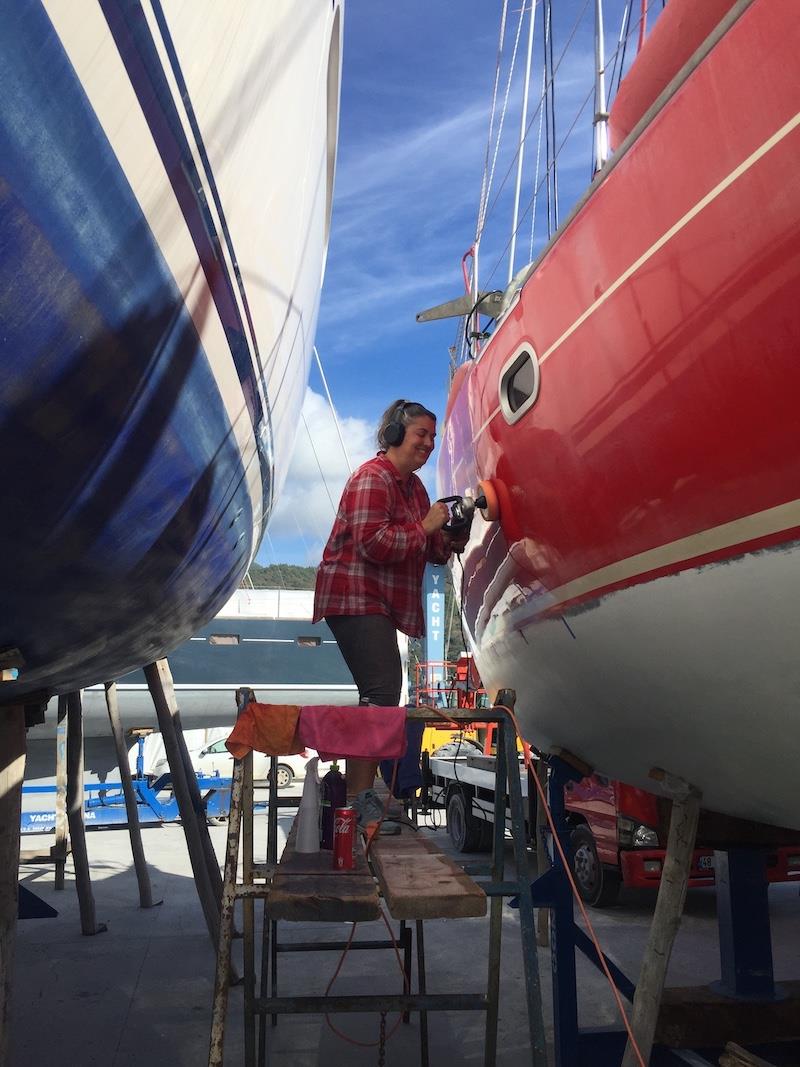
[225,703,304,759]
[226,703,407,762]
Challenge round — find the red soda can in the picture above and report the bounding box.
[332,806,356,870]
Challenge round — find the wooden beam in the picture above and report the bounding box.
[655,981,800,1047]
[144,660,222,950]
[622,776,701,1067]
[719,1043,778,1067]
[104,682,159,909]
[66,692,105,936]
[369,831,487,920]
[268,824,380,923]
[0,706,26,1067]
[53,696,68,890]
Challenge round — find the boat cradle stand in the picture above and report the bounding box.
[527,756,800,1066]
[209,690,549,1066]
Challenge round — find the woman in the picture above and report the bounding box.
[313,399,466,798]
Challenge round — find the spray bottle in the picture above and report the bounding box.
[319,761,347,849]
[295,756,321,853]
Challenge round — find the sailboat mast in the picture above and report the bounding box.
[593,0,610,172]
[508,0,538,284]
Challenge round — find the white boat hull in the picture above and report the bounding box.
[478,540,800,828]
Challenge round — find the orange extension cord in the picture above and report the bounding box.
[423,701,647,1066]
[495,703,648,1067]
[323,760,410,1049]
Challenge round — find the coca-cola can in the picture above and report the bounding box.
[332,806,357,870]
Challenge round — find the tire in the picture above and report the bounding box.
[570,825,621,907]
[447,790,491,853]
[276,764,294,789]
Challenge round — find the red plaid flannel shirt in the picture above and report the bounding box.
[313,454,450,636]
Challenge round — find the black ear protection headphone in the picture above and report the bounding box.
[383,401,409,448]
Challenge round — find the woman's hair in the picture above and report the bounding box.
[376,399,437,451]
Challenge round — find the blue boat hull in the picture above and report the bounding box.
[0,1,342,701]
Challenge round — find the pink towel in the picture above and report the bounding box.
[297,705,407,761]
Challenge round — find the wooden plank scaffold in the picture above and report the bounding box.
[208,689,547,1067]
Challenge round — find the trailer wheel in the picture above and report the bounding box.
[447,790,491,852]
[570,825,620,907]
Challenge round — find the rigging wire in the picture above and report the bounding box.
[476,0,528,246]
[313,345,353,476]
[301,411,338,515]
[478,81,595,296]
[607,1,633,104]
[476,0,591,273]
[474,0,655,300]
[477,1,520,244]
[497,702,649,1067]
[476,0,510,245]
[455,0,658,364]
[508,0,539,283]
[528,63,548,263]
[546,0,558,237]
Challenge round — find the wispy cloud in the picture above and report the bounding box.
[260,387,442,567]
[260,389,373,565]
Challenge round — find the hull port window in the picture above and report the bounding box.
[499,346,540,424]
[297,636,321,648]
[209,634,240,646]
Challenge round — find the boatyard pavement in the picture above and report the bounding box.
[12,799,800,1066]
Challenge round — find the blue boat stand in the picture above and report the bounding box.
[521,755,793,1066]
[21,735,244,832]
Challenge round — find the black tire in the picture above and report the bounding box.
[570,825,621,907]
[447,790,492,853]
[276,764,294,789]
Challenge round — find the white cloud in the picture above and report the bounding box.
[262,388,443,565]
[264,389,375,563]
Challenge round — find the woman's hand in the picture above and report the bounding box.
[421,501,450,535]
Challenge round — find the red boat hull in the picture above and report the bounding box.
[439,0,800,827]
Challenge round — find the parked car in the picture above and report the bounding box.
[142,736,338,789]
[188,738,318,787]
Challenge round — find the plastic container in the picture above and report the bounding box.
[319,762,347,849]
[294,756,321,853]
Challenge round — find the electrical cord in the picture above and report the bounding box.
[450,553,645,1063]
[497,702,648,1067]
[324,759,409,1050]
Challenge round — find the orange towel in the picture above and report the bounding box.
[225,703,304,758]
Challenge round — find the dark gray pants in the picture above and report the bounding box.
[325,614,402,706]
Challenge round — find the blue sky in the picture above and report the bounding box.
[261,0,639,566]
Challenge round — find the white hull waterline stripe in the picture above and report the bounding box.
[546,497,800,608]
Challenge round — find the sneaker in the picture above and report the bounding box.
[351,788,385,829]
[352,789,415,832]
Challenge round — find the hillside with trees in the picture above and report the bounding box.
[247,561,467,664]
[248,562,317,589]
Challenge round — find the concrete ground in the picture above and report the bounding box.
[12,782,800,1066]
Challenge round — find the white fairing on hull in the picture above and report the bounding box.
[477,541,800,829]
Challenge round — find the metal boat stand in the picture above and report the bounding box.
[209,692,548,1066]
[526,755,800,1066]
